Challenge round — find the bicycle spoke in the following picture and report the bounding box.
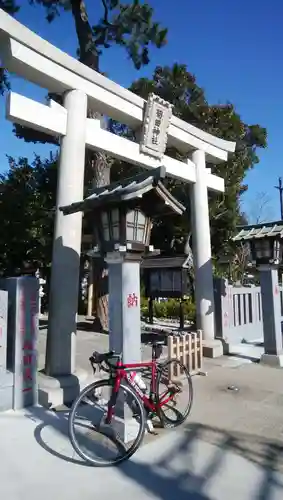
[156,359,193,427]
[69,380,146,466]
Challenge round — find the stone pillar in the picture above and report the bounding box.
[0,278,38,410]
[105,252,142,443]
[0,288,11,412]
[40,90,88,407]
[190,151,222,357]
[0,289,8,375]
[259,265,283,367]
[105,252,141,363]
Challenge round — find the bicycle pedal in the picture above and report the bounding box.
[168,380,183,388]
[146,419,157,434]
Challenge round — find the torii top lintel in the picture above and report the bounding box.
[0,9,235,168]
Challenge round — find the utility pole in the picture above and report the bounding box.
[275,177,283,220]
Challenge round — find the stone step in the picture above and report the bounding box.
[0,370,14,412]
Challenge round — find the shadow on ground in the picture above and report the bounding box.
[39,319,48,331]
[25,405,283,500]
[26,405,87,466]
[76,320,108,333]
[119,424,283,500]
[39,317,168,345]
[40,317,164,335]
[39,317,106,333]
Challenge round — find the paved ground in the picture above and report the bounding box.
[2,351,283,499]
[1,404,282,500]
[37,317,264,373]
[38,318,169,373]
[1,320,283,499]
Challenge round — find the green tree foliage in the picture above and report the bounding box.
[0,0,168,326]
[0,155,57,275]
[128,64,267,257]
[29,0,167,69]
[1,0,167,70]
[1,0,168,140]
[0,0,18,14]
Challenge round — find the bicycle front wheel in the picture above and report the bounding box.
[69,379,146,467]
[156,358,193,428]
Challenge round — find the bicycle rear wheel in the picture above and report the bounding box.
[156,358,193,428]
[69,379,146,467]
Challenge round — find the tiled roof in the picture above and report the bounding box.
[60,166,185,216]
[233,221,283,241]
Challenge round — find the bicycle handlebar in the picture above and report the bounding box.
[93,350,116,363]
[89,350,121,375]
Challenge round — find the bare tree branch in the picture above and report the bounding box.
[101,0,115,26]
[248,191,273,224]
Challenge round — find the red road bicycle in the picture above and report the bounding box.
[69,341,193,466]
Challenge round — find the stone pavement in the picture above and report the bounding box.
[37,319,169,373]
[1,353,283,499]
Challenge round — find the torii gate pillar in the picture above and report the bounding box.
[40,89,88,407]
[190,150,223,358]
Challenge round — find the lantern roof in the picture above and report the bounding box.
[141,254,191,269]
[233,221,283,242]
[60,167,185,217]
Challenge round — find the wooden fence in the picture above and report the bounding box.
[167,330,203,377]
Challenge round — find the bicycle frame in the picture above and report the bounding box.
[106,359,175,423]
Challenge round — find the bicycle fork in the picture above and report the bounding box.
[105,377,121,424]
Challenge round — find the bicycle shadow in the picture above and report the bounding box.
[25,405,210,499]
[27,404,129,467]
[26,405,88,466]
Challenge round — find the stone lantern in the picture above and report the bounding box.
[89,196,153,255]
[61,166,185,363]
[233,221,283,366]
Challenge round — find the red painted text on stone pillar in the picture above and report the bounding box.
[127,293,138,308]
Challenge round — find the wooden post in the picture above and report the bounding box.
[87,260,94,317]
[179,299,184,329]
[148,297,154,324]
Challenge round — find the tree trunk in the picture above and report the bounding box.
[70,0,111,331]
[184,231,196,321]
[70,0,99,70]
[88,149,111,332]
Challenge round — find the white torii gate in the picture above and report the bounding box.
[0,10,235,403]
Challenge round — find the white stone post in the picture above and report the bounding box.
[38,278,46,318]
[260,265,283,367]
[105,252,142,442]
[106,252,142,364]
[190,150,222,357]
[44,89,87,395]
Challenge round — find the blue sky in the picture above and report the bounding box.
[0,0,282,220]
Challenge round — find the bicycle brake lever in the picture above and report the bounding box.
[89,356,97,375]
